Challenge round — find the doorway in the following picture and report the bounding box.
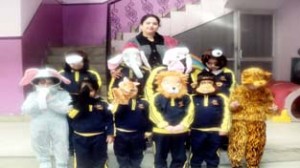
[175,11,274,82]
[232,11,273,82]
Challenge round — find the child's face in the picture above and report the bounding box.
[206,58,220,71]
[70,61,84,70]
[89,89,96,97]
[38,78,54,87]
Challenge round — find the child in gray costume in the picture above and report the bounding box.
[20,68,72,168]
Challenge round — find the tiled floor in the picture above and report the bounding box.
[0,121,300,168]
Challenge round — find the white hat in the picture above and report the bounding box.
[19,68,71,86]
[65,54,83,64]
[211,49,223,57]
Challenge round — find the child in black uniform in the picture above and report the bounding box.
[112,78,152,168]
[190,71,231,168]
[68,77,114,168]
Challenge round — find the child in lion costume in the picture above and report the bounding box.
[228,67,278,168]
[150,71,194,168]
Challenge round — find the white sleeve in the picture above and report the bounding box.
[48,91,72,115]
[21,92,41,117]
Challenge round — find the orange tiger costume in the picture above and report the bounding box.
[228,67,278,168]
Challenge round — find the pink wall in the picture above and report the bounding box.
[275,0,300,81]
[0,39,24,115]
[62,0,198,45]
[22,2,63,71]
[0,0,202,115]
[0,1,63,116]
[63,4,107,46]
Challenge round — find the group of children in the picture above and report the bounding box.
[21,46,275,168]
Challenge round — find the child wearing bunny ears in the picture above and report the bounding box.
[20,68,72,168]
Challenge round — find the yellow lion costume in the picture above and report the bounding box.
[228,67,278,168]
[150,71,194,168]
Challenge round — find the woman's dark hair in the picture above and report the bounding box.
[63,50,89,72]
[140,14,160,25]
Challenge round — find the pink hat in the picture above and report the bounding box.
[19,68,71,86]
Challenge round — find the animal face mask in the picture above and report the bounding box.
[155,71,188,99]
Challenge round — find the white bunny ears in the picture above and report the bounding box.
[163,47,192,74]
[19,68,71,86]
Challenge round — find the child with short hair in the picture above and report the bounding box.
[190,71,231,168]
[111,77,152,168]
[68,77,114,168]
[60,50,102,155]
[199,48,235,96]
[197,48,236,150]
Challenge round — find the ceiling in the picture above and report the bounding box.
[57,0,108,4]
[225,0,285,10]
[57,0,286,9]
[57,0,285,8]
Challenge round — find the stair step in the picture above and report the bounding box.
[200,0,227,22]
[49,45,106,56]
[123,32,138,42]
[45,63,107,83]
[185,4,204,29]
[110,0,231,52]
[46,55,106,64]
[90,64,107,75]
[111,40,126,54]
[170,10,187,35]
[158,18,171,36]
[45,63,65,71]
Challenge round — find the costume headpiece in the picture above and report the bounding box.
[162,47,192,74]
[19,68,71,86]
[107,47,151,79]
[65,54,83,65]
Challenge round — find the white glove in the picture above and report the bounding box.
[36,87,50,110]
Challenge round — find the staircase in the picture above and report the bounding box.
[44,0,231,97]
[45,44,108,97]
[111,0,231,53]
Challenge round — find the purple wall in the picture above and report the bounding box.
[63,4,108,46]
[0,39,24,115]
[22,2,63,71]
[61,0,199,45]
[0,1,63,115]
[0,0,201,115]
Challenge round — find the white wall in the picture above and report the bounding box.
[274,0,300,81]
[0,0,42,37]
[21,0,43,34]
[0,0,21,37]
